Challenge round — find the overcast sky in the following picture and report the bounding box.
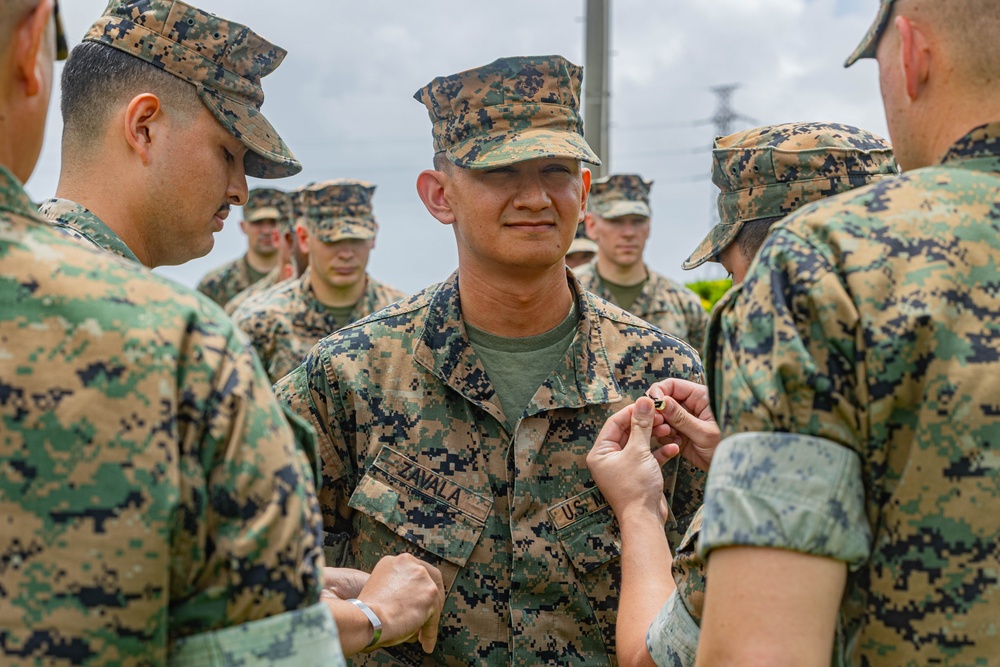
[26,0,887,293]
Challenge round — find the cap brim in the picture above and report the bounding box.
[682,222,740,271]
[54,0,68,60]
[568,238,598,255]
[449,127,601,170]
[198,88,301,179]
[845,1,893,67]
[246,207,281,223]
[596,201,651,219]
[313,220,377,244]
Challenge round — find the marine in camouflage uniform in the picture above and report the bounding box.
[0,2,343,664]
[197,188,286,307]
[225,185,307,315]
[638,122,897,667]
[39,0,299,267]
[276,55,706,666]
[233,180,405,383]
[575,175,709,351]
[697,3,1000,664]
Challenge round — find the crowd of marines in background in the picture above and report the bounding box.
[0,0,997,665]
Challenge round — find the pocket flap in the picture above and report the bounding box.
[348,446,492,567]
[548,486,621,574]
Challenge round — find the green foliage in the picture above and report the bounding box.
[686,278,733,311]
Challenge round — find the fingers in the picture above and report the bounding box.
[626,396,655,451]
[651,443,680,466]
[418,560,444,653]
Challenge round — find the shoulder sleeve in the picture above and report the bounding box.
[275,347,356,566]
[173,314,325,635]
[701,227,872,564]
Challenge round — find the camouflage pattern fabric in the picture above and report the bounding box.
[683,122,897,270]
[225,265,291,315]
[567,221,597,256]
[576,262,709,352]
[244,187,287,224]
[83,0,300,178]
[276,270,705,666]
[0,167,333,664]
[589,174,652,219]
[297,179,379,243]
[38,198,141,264]
[197,254,269,307]
[233,268,405,383]
[845,0,896,66]
[702,122,1000,665]
[53,0,69,60]
[415,55,601,169]
[169,602,346,666]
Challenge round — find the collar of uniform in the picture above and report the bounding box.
[36,198,142,264]
[0,166,38,219]
[938,122,1000,167]
[414,270,623,415]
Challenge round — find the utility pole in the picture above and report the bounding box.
[584,0,610,177]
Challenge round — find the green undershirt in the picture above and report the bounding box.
[466,304,578,428]
[325,303,357,331]
[244,255,270,284]
[599,274,648,311]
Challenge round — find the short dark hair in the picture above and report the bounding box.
[735,216,783,264]
[60,41,199,148]
[432,151,451,172]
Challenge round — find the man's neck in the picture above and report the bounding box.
[596,255,647,286]
[246,250,278,273]
[310,270,367,308]
[55,174,156,267]
[458,263,574,338]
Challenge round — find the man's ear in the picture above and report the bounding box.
[123,93,163,166]
[13,0,54,98]
[239,219,249,235]
[584,212,599,240]
[295,223,309,254]
[896,15,931,102]
[416,169,456,226]
[579,167,592,223]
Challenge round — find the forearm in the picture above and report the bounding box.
[617,507,676,667]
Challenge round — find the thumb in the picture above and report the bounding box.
[627,397,655,450]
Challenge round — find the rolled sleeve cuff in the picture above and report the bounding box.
[646,589,700,667]
[698,432,872,570]
[168,602,345,666]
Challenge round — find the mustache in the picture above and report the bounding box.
[217,204,231,215]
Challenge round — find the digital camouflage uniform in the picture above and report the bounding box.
[276,56,707,666]
[234,267,405,383]
[38,198,141,264]
[198,188,287,307]
[701,120,1000,665]
[277,273,705,667]
[1,163,343,665]
[233,179,405,382]
[643,122,897,667]
[3,2,345,664]
[576,174,709,351]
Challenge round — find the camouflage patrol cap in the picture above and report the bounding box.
[683,122,897,270]
[54,1,68,60]
[244,188,283,224]
[415,55,601,169]
[568,221,598,255]
[82,0,300,179]
[845,0,895,67]
[296,179,377,243]
[588,174,653,219]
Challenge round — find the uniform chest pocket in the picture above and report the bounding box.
[548,486,621,574]
[347,446,492,570]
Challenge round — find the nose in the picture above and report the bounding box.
[512,169,551,211]
[228,160,249,207]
